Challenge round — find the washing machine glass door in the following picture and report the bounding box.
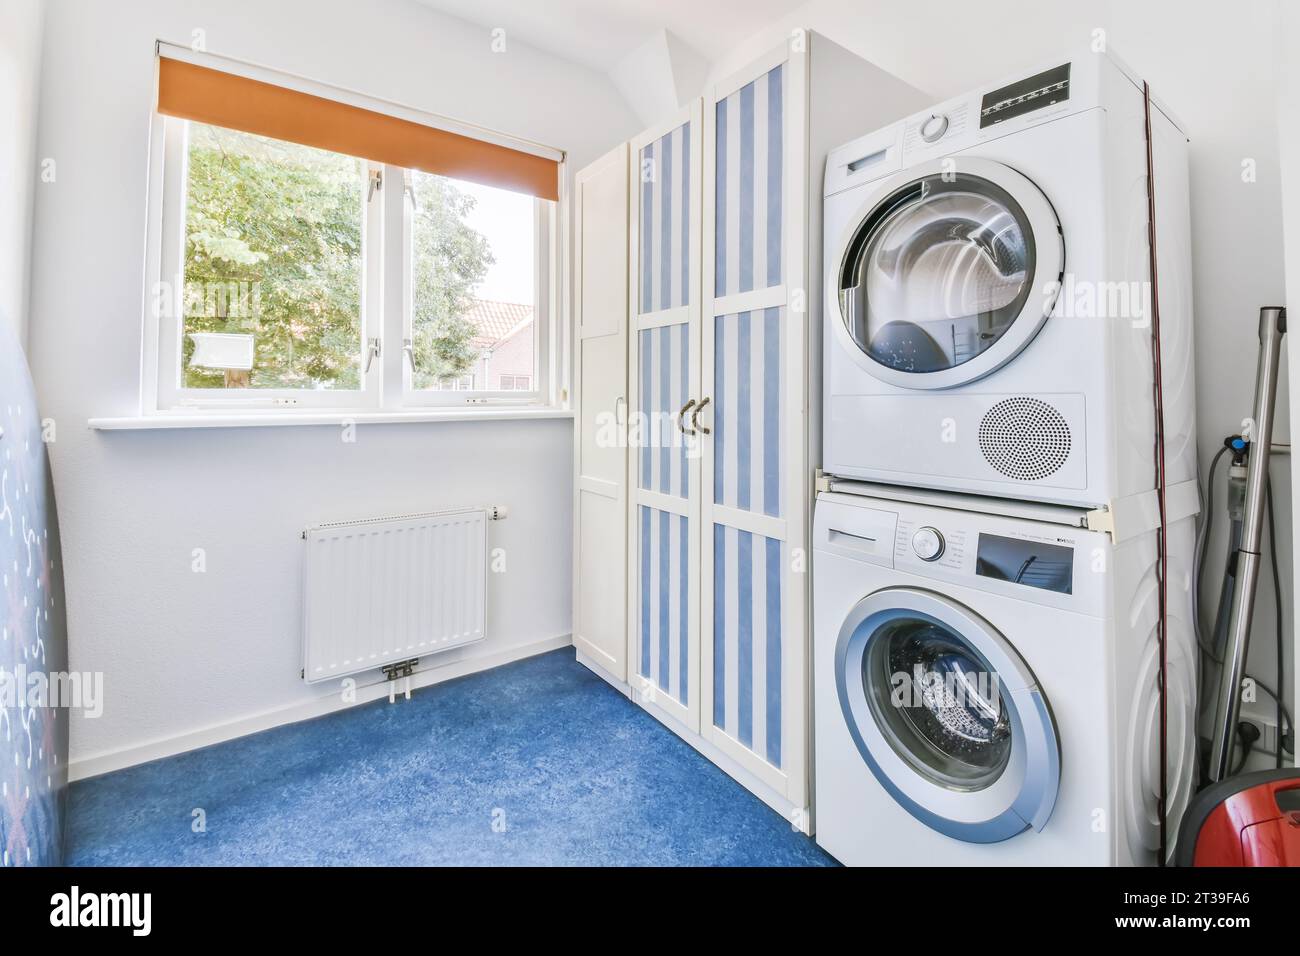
[835,587,1060,844]
[836,157,1063,390]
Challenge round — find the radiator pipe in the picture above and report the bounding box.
[1207,306,1287,782]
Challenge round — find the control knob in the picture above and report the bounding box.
[911,526,945,562]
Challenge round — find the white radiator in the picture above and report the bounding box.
[301,508,489,683]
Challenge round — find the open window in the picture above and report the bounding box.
[402,169,548,407]
[146,47,562,415]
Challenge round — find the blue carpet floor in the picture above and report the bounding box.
[68,649,835,866]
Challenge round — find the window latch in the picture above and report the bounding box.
[403,170,419,211]
[363,336,381,372]
[402,337,419,372]
[367,168,383,202]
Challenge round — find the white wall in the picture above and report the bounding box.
[0,0,46,348]
[714,0,1294,760]
[28,0,639,774]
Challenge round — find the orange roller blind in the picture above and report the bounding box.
[157,57,560,201]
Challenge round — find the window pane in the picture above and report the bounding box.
[182,122,365,390]
[408,171,536,391]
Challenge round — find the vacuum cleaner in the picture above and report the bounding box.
[1178,769,1300,865]
[1179,306,1298,865]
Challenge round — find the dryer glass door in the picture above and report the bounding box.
[837,159,1063,390]
[835,587,1060,844]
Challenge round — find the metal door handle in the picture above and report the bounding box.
[678,398,697,435]
[692,396,711,435]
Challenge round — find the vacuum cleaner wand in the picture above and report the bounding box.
[1207,306,1287,782]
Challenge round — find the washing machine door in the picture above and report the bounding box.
[835,157,1064,390]
[834,586,1060,843]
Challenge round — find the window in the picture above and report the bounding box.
[180,123,367,393]
[147,50,561,415]
[405,171,539,404]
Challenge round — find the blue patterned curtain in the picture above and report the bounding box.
[0,321,68,866]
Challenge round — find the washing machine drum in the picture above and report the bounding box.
[836,158,1064,390]
[835,587,1061,843]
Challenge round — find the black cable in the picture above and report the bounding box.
[1194,444,1229,707]
[1265,476,1286,768]
[1233,722,1259,775]
[1195,444,1229,598]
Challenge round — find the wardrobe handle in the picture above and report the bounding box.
[678,398,697,435]
[692,396,711,435]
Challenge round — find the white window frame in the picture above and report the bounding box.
[141,46,563,419]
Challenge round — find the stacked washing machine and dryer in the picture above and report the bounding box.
[812,50,1200,865]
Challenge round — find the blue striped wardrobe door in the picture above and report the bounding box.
[637,324,691,500]
[708,61,787,771]
[635,117,694,712]
[637,506,691,707]
[638,123,691,315]
[714,63,783,299]
[712,527,783,769]
[712,308,783,517]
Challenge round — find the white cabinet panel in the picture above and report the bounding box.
[573,144,630,681]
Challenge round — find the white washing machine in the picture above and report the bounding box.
[812,487,1197,865]
[822,51,1196,508]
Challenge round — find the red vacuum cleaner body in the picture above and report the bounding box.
[1178,769,1300,866]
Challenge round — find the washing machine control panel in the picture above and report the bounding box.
[882,502,1098,612]
[816,493,1107,615]
[901,103,970,157]
[895,518,966,572]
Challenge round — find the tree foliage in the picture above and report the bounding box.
[409,173,492,388]
[182,123,490,390]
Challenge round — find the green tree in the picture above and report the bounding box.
[182,123,490,390]
[409,173,492,388]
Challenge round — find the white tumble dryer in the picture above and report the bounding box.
[812,487,1197,865]
[822,51,1195,509]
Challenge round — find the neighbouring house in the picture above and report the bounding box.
[442,298,534,391]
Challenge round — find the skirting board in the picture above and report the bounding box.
[69,634,573,782]
[576,651,809,834]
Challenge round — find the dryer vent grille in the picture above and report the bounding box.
[978,397,1071,481]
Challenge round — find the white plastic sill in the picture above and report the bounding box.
[88,406,574,431]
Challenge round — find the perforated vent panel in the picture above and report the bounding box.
[978,397,1072,481]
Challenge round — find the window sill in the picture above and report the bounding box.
[88,406,574,431]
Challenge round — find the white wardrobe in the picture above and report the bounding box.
[573,33,925,825]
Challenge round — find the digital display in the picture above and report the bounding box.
[980,63,1071,129]
[975,533,1073,594]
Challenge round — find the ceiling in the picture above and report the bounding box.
[412,0,807,73]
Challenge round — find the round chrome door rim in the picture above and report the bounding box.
[828,157,1065,391]
[833,586,1061,844]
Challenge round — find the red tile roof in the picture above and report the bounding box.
[466,299,533,350]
